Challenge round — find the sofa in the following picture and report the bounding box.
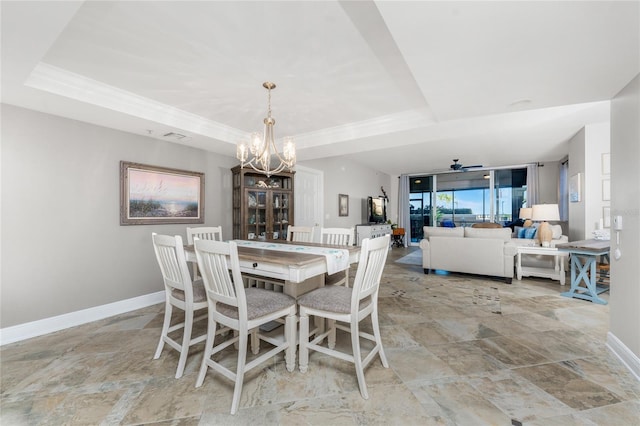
[419,226,516,283]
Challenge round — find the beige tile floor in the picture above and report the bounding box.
[1,247,639,425]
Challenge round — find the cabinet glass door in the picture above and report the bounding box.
[272,192,290,240]
[246,189,267,239]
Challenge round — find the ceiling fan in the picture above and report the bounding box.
[450,159,483,171]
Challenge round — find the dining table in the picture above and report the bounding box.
[184,239,361,299]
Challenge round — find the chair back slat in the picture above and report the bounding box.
[186,226,223,244]
[320,227,354,246]
[152,233,191,294]
[287,226,315,242]
[351,235,390,305]
[194,239,246,311]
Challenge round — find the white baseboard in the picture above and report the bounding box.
[606,331,640,381]
[0,291,165,346]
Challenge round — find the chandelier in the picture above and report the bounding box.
[236,82,296,177]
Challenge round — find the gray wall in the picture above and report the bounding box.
[300,157,392,228]
[568,122,611,240]
[610,74,640,358]
[1,105,238,327]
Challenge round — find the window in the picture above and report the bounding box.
[407,167,528,243]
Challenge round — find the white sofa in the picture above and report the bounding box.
[419,226,517,283]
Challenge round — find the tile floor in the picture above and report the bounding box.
[1,247,638,425]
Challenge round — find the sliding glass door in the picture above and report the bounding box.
[407,167,528,243]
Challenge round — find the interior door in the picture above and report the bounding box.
[294,165,323,229]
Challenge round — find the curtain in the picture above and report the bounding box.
[398,175,410,247]
[526,163,539,206]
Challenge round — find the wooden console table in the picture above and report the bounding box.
[557,239,610,305]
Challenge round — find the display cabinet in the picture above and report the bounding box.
[232,166,294,240]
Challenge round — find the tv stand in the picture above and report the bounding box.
[356,223,392,246]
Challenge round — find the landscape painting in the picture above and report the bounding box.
[120,161,204,225]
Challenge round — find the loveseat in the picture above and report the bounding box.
[419,226,516,283]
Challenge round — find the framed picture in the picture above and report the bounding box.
[338,194,349,217]
[120,161,204,225]
[569,173,581,202]
[603,206,611,228]
[602,178,610,201]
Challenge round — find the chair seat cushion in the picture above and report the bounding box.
[298,286,370,314]
[217,288,295,320]
[171,279,207,303]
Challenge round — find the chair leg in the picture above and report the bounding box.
[195,316,217,388]
[371,307,389,368]
[251,328,259,355]
[154,301,172,359]
[285,312,296,372]
[327,319,336,349]
[175,307,193,378]
[230,327,248,415]
[351,320,368,400]
[299,311,309,373]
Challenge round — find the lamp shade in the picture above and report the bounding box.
[531,204,560,221]
[519,207,533,219]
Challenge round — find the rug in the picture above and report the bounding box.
[395,251,422,266]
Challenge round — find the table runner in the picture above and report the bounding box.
[234,240,349,275]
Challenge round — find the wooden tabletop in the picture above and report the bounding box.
[556,239,610,254]
[186,240,360,268]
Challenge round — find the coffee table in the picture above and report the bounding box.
[516,245,568,285]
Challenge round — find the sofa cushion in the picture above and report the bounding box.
[423,226,464,238]
[464,227,512,241]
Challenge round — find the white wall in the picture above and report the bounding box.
[609,74,640,366]
[299,157,391,228]
[568,122,611,240]
[1,105,238,328]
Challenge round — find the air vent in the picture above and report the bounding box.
[163,132,188,140]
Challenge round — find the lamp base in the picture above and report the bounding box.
[538,221,553,247]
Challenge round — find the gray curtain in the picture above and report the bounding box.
[526,163,539,206]
[398,175,410,247]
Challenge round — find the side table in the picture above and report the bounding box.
[516,246,568,285]
[557,239,610,305]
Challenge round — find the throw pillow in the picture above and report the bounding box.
[551,224,563,239]
[524,227,537,239]
[517,227,527,238]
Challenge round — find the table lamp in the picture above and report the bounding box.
[519,207,533,227]
[531,204,560,247]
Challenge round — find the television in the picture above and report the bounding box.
[366,196,387,224]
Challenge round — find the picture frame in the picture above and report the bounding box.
[569,173,581,203]
[338,194,349,217]
[603,206,611,228]
[120,161,204,225]
[602,178,610,201]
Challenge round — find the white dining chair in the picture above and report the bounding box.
[297,234,390,399]
[286,225,315,242]
[194,239,297,415]
[151,233,208,379]
[319,227,355,287]
[186,226,223,279]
